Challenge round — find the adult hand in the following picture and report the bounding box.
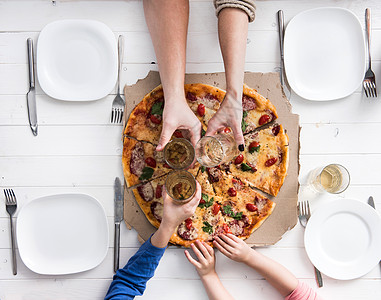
[213,234,253,264]
[185,240,216,278]
[160,181,202,231]
[205,92,244,150]
[156,97,202,151]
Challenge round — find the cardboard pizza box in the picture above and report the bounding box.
[122,71,299,247]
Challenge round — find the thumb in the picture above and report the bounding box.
[232,122,245,151]
[157,124,175,151]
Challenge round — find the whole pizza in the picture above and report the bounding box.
[123,83,289,247]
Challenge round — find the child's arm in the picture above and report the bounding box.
[185,240,235,300]
[214,234,298,298]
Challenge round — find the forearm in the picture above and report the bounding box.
[143,0,188,100]
[200,273,235,300]
[151,221,176,248]
[218,8,248,98]
[246,250,298,297]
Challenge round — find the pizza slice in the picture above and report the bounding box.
[227,124,289,196]
[122,137,172,187]
[241,84,278,134]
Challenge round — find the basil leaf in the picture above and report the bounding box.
[241,163,252,172]
[243,111,248,118]
[199,194,214,208]
[223,205,243,220]
[201,193,209,202]
[202,221,213,234]
[249,145,260,154]
[232,212,243,220]
[241,119,248,132]
[201,128,206,137]
[223,205,233,215]
[200,166,206,173]
[139,167,154,181]
[151,101,164,116]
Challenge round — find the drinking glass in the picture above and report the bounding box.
[163,138,195,169]
[165,170,196,203]
[308,164,350,194]
[195,132,238,167]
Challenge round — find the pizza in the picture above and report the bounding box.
[123,83,289,247]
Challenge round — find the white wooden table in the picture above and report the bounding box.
[1,1,381,299]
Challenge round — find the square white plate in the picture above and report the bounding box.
[16,194,109,275]
[284,8,366,101]
[37,20,118,101]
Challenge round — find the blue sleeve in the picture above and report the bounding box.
[104,236,166,300]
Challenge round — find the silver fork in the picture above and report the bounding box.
[298,200,323,287]
[111,35,125,123]
[363,8,377,98]
[4,189,17,275]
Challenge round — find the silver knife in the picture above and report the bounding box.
[114,177,124,272]
[367,196,380,268]
[277,10,291,99]
[27,38,38,136]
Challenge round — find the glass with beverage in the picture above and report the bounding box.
[195,132,239,167]
[164,138,195,169]
[308,164,350,194]
[165,170,197,203]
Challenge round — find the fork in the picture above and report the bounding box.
[363,8,377,98]
[298,200,323,287]
[111,35,125,123]
[4,189,17,275]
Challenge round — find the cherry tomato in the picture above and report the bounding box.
[145,157,156,168]
[173,130,183,138]
[197,103,206,116]
[249,141,260,152]
[212,203,221,215]
[258,114,270,125]
[185,218,193,230]
[265,157,278,167]
[228,187,237,197]
[223,223,232,234]
[155,185,163,199]
[223,127,231,133]
[199,199,206,205]
[150,114,162,124]
[246,203,258,212]
[234,154,244,165]
[272,125,280,136]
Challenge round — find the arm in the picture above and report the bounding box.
[143,0,201,149]
[185,240,234,300]
[105,182,202,300]
[206,7,249,150]
[214,234,298,297]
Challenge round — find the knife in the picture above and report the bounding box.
[277,10,291,99]
[27,38,38,136]
[368,196,380,268]
[114,177,124,272]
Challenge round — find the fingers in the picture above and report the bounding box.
[227,233,242,243]
[186,181,202,209]
[231,121,245,150]
[184,250,201,268]
[204,241,214,256]
[190,243,207,263]
[213,238,232,258]
[218,234,238,248]
[189,122,202,148]
[204,117,220,137]
[195,240,210,259]
[157,124,175,151]
[214,236,235,253]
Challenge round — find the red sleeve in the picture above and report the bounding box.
[285,281,323,300]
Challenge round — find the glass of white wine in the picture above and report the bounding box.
[165,170,196,203]
[195,132,238,167]
[308,164,350,194]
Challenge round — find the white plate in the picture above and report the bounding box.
[284,8,366,101]
[305,199,381,280]
[17,194,109,275]
[37,20,117,101]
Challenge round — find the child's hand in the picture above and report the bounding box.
[185,240,216,278]
[213,234,253,264]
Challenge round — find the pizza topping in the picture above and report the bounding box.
[232,178,244,190]
[150,201,163,222]
[198,193,214,208]
[222,205,243,220]
[249,141,260,153]
[202,221,214,234]
[153,150,165,163]
[197,103,206,116]
[223,127,231,133]
[149,114,162,124]
[246,203,258,212]
[234,154,244,165]
[207,167,222,183]
[258,114,270,125]
[227,187,237,197]
[186,92,197,102]
[200,166,206,173]
[272,125,281,136]
[242,95,257,111]
[138,167,154,181]
[163,162,172,169]
[265,157,278,167]
[219,163,231,172]
[145,157,156,168]
[177,223,198,240]
[173,130,184,138]
[150,100,164,116]
[241,111,248,132]
[212,203,221,215]
[255,196,267,211]
[228,220,244,236]
[223,223,232,234]
[137,182,154,202]
[155,184,163,199]
[130,142,145,176]
[185,218,193,230]
[201,128,206,137]
[241,162,257,172]
[239,215,250,228]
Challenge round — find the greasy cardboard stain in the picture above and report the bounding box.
[123,71,300,247]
